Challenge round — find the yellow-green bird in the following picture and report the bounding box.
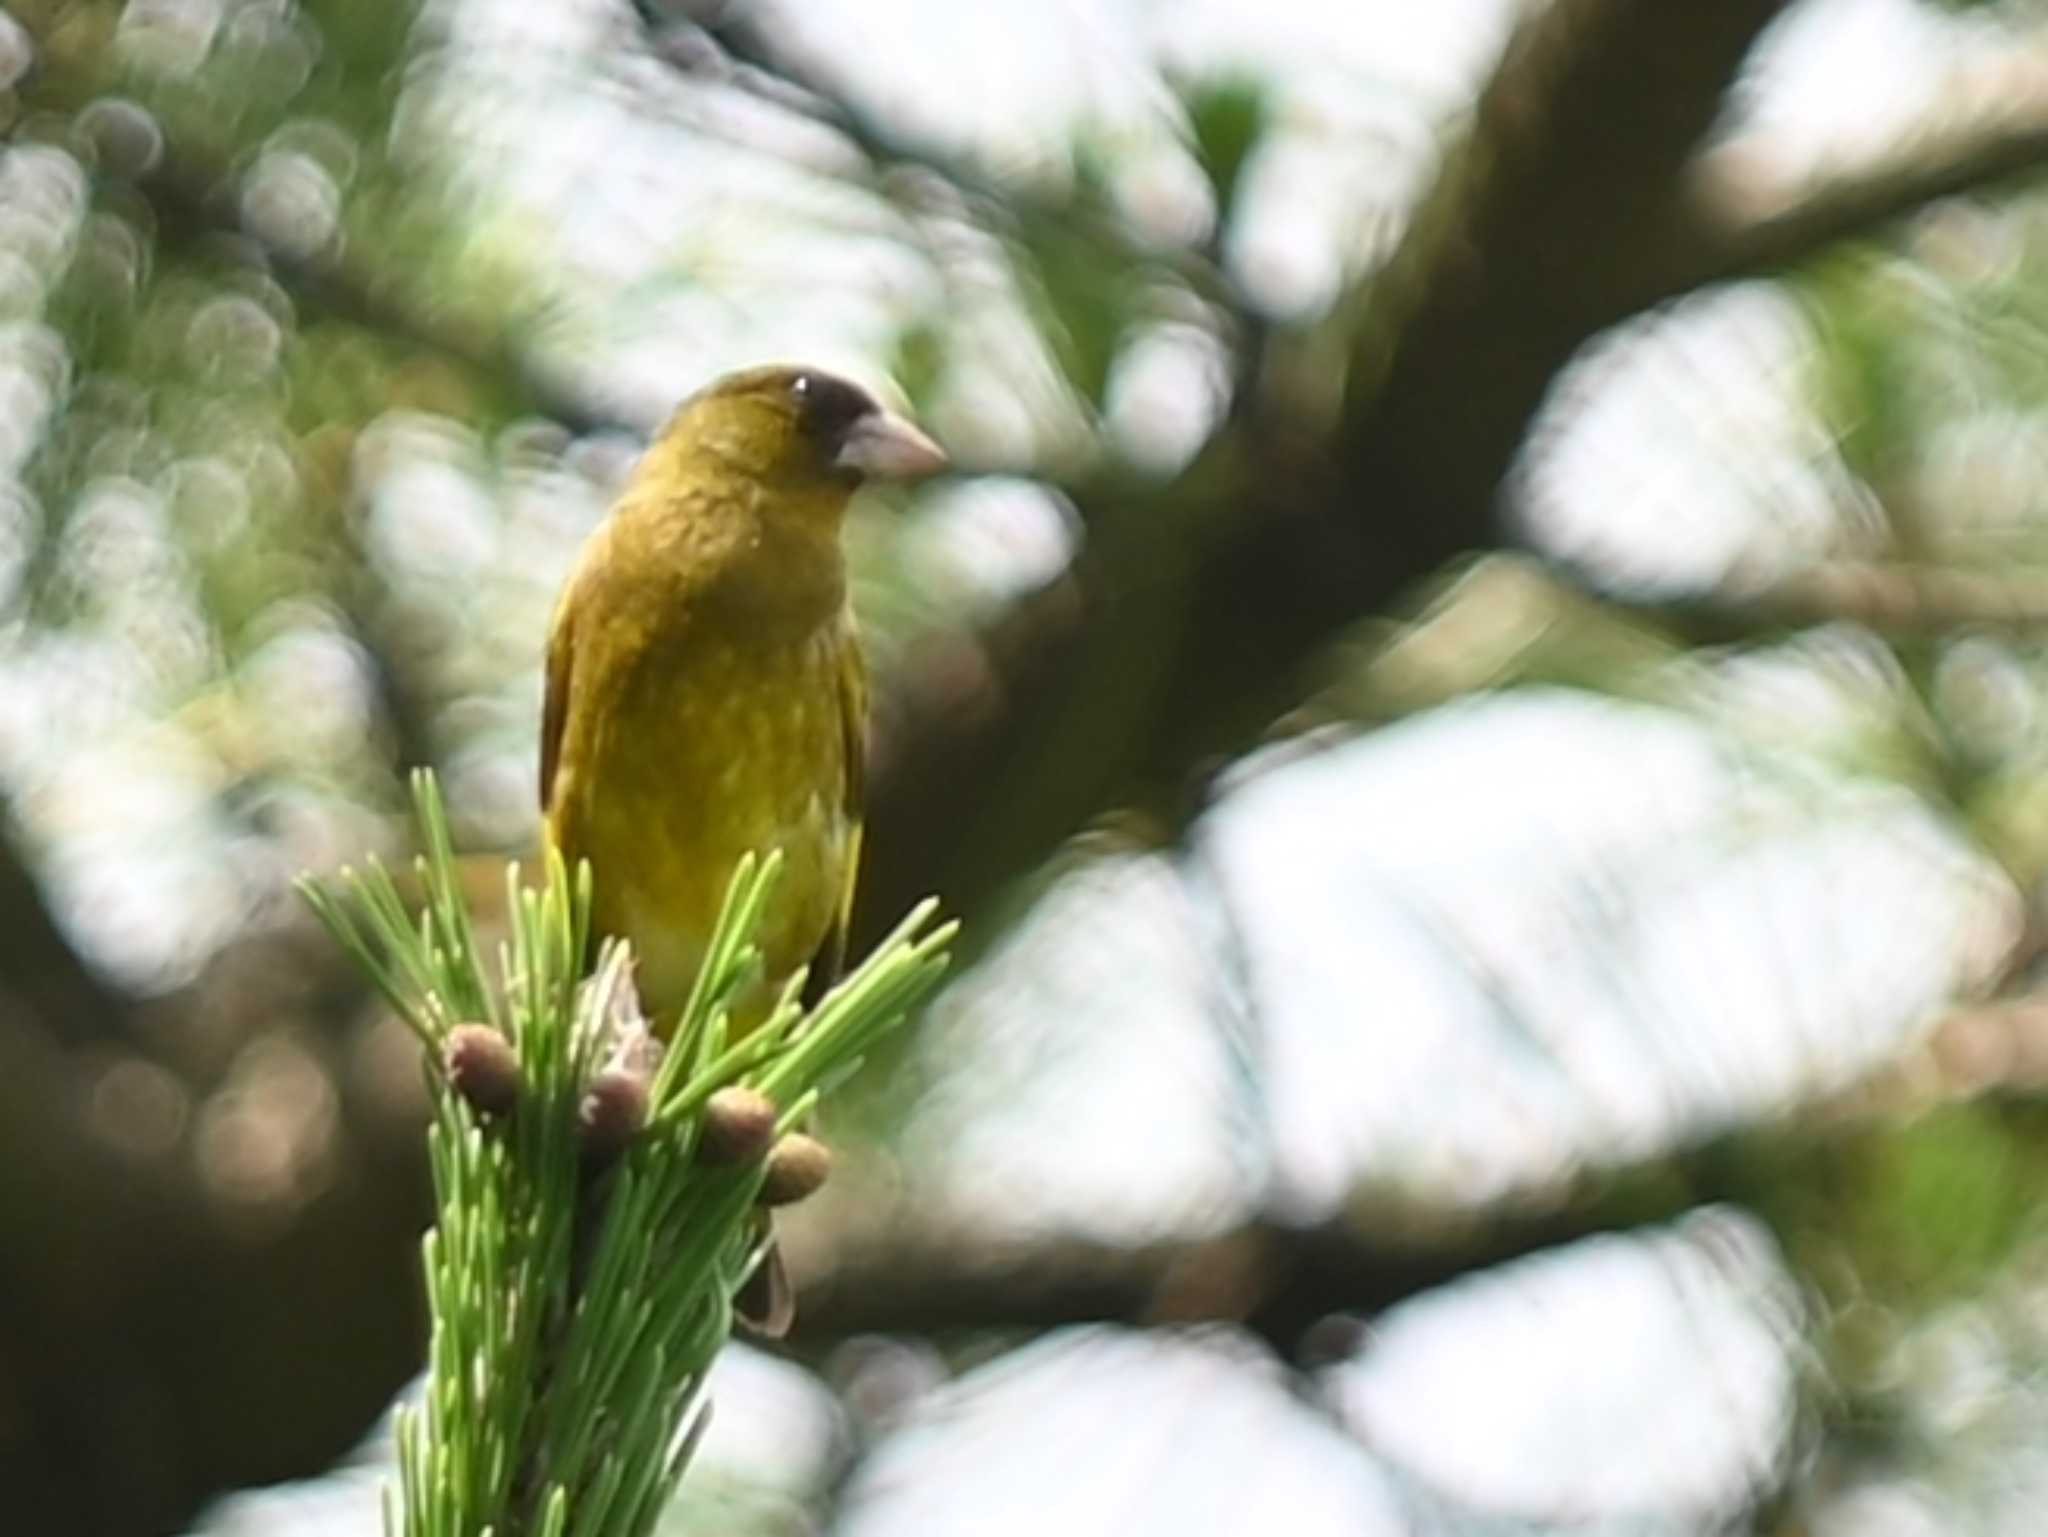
[541,364,945,1026]
[540,365,944,1333]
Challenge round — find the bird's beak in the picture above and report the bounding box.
[836,410,948,480]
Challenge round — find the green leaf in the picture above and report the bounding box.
[1183,74,1270,232]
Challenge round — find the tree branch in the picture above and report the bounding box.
[859,0,1798,937]
[787,1206,1680,1352]
[0,1000,429,1537]
[792,965,2048,1354]
[0,825,134,1046]
[20,3,619,436]
[1670,108,2048,296]
[1626,560,2048,640]
[139,153,627,437]
[690,7,1242,314]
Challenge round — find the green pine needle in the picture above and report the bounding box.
[296,770,954,1537]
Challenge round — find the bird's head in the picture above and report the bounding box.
[653,364,947,503]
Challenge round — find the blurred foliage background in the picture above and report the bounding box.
[16,0,2048,1533]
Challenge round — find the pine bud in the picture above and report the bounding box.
[579,1068,649,1167]
[759,1132,832,1207]
[697,1087,778,1166]
[445,1024,522,1117]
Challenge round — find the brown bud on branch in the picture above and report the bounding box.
[698,1087,779,1166]
[759,1133,833,1207]
[445,1024,522,1117]
[579,1068,650,1168]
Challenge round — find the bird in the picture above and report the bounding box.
[538,363,944,1330]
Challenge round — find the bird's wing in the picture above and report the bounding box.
[812,632,868,994]
[538,583,577,812]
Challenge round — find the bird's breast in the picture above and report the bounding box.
[553,612,856,1020]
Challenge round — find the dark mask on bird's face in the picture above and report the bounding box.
[664,365,947,499]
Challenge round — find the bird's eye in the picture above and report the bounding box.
[788,372,875,441]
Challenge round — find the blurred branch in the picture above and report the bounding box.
[790,1121,1818,1353]
[141,156,550,775]
[1638,560,2048,639]
[12,6,628,436]
[789,1210,1661,1351]
[859,0,1796,938]
[1670,110,2048,295]
[0,824,134,1046]
[685,7,1243,313]
[139,153,624,437]
[0,986,428,1537]
[795,988,2048,1355]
